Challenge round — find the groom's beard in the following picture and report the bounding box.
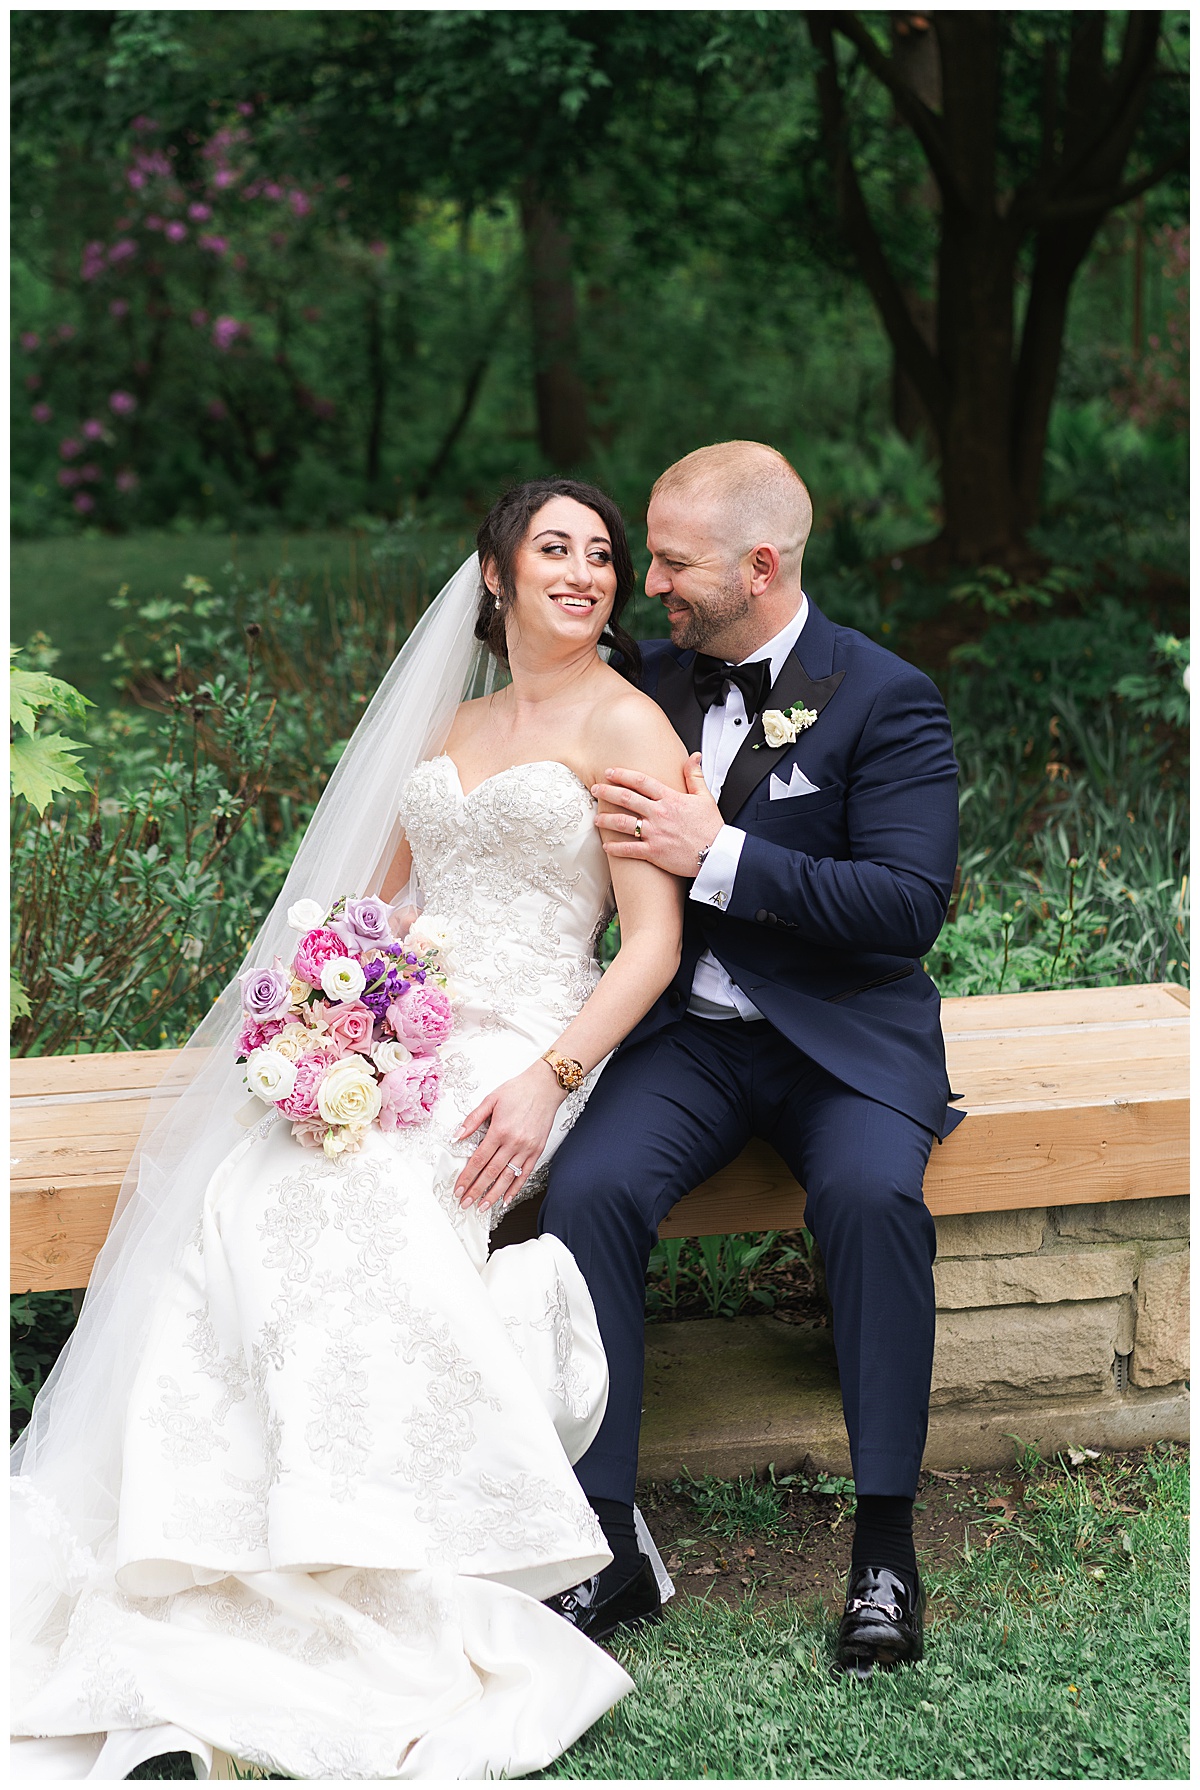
[665,568,751,653]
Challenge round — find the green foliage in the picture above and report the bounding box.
[671,1468,790,1541]
[9,649,93,812]
[646,1233,807,1321]
[10,1292,76,1441]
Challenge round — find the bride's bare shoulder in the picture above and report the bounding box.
[588,673,688,785]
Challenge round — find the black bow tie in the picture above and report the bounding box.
[692,654,773,717]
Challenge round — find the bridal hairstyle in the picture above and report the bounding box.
[12,555,505,1644]
[474,477,642,681]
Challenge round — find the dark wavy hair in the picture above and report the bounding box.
[474,478,641,682]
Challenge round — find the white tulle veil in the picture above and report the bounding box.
[12,554,499,1642]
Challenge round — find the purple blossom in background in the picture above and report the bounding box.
[109,390,137,415]
[59,437,82,460]
[116,468,139,493]
[199,235,228,255]
[56,324,76,341]
[232,253,248,272]
[288,189,312,218]
[237,101,254,117]
[188,202,212,221]
[206,399,228,420]
[368,240,387,259]
[108,239,137,265]
[191,309,209,328]
[212,168,237,190]
[109,299,130,318]
[126,169,146,190]
[164,221,187,243]
[57,468,80,487]
[264,182,283,202]
[145,215,163,232]
[24,374,41,391]
[31,403,53,424]
[20,332,40,352]
[131,115,156,132]
[72,493,95,514]
[212,316,243,351]
[81,242,106,281]
[79,463,101,483]
[82,419,105,440]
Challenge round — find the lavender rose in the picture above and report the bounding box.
[239,956,292,1023]
[330,895,394,953]
[386,984,453,1056]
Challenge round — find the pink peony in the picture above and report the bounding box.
[237,1015,285,1055]
[277,1052,328,1120]
[378,1058,441,1130]
[386,984,453,1056]
[320,999,376,1056]
[293,926,351,988]
[289,1113,330,1149]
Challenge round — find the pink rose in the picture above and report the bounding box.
[237,1016,285,1055]
[289,1113,330,1150]
[293,926,351,988]
[386,984,453,1056]
[276,1053,328,1120]
[378,1058,441,1130]
[321,999,375,1056]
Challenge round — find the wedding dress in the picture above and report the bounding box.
[11,754,647,1781]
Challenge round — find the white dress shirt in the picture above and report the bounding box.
[688,597,809,1021]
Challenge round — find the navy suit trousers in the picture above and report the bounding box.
[539,1015,937,1505]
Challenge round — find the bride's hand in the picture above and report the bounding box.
[452,1064,566,1213]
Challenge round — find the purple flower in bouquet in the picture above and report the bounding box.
[277,1053,328,1120]
[360,957,407,1019]
[239,957,292,1023]
[386,984,453,1056]
[330,895,394,953]
[294,926,351,988]
[378,1058,441,1130]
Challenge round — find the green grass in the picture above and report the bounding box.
[10,529,378,703]
[540,1447,1188,1781]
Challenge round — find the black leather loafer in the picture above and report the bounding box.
[543,1555,663,1645]
[835,1565,925,1674]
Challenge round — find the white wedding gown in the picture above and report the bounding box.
[12,756,653,1782]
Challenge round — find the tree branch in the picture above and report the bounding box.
[1044,12,1163,201]
[1040,143,1188,222]
[826,11,963,207]
[806,15,947,426]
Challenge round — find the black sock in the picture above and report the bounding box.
[851,1494,917,1590]
[588,1496,641,1591]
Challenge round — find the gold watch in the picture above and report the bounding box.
[542,1049,586,1093]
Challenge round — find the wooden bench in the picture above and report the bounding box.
[11,983,1190,1294]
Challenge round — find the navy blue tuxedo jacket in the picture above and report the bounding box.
[629,600,965,1140]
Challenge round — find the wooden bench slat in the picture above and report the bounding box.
[11,984,1190,1291]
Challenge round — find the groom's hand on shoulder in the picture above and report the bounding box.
[594,753,722,878]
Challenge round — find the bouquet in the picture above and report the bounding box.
[236,895,456,1158]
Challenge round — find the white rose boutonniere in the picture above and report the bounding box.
[757,704,820,749]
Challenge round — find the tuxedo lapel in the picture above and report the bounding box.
[653,650,706,756]
[717,648,845,821]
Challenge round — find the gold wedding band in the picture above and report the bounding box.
[634,818,643,840]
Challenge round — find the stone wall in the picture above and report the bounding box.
[925,1195,1189,1468]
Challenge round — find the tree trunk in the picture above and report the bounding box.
[889,16,940,444]
[519,184,589,469]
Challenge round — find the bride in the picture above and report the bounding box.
[11,479,688,1781]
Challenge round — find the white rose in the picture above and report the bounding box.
[287,898,327,931]
[761,709,801,749]
[246,1047,297,1104]
[406,913,454,955]
[267,1023,313,1062]
[317,1057,383,1128]
[320,956,367,1001]
[288,976,313,1006]
[371,1038,413,1074]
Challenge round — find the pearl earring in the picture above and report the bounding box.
[494,597,502,612]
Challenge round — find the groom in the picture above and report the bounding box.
[540,441,962,1672]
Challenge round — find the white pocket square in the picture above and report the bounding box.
[769,766,821,801]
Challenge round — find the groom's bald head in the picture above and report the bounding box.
[651,441,813,575]
[646,442,813,659]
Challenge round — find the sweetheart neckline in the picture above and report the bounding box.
[432,755,595,805]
